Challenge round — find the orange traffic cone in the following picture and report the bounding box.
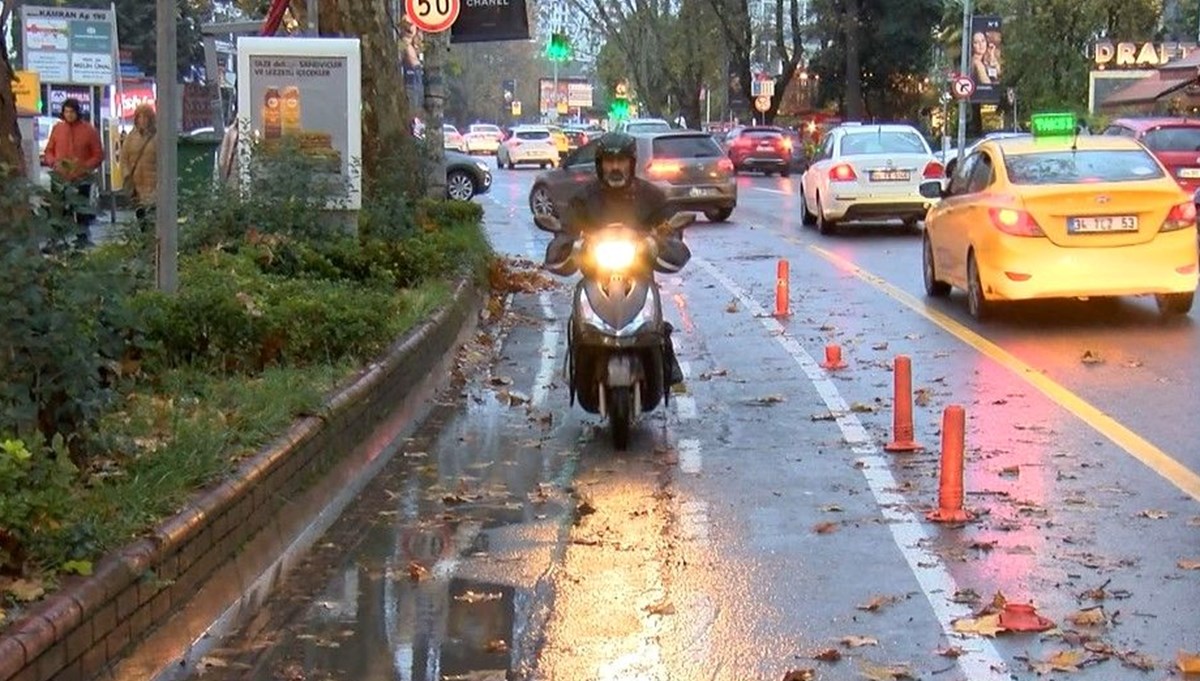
[884,355,922,452]
[926,405,973,523]
[774,259,790,317]
[820,344,847,370]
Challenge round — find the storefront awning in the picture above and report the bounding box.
[1103,73,1195,106]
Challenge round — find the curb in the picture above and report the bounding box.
[0,276,485,681]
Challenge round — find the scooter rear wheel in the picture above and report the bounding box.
[609,387,632,450]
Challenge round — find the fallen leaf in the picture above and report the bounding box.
[1138,509,1170,520]
[936,646,964,658]
[872,342,889,351]
[856,594,899,612]
[699,368,728,380]
[484,639,508,654]
[198,656,229,669]
[1067,608,1107,627]
[725,299,740,313]
[645,600,676,615]
[812,648,842,662]
[849,401,877,413]
[839,635,878,648]
[443,493,469,505]
[1031,650,1085,674]
[813,521,839,535]
[914,388,932,407]
[60,559,93,576]
[969,540,997,551]
[951,588,981,604]
[859,662,914,680]
[402,451,428,459]
[951,613,1004,637]
[1190,516,1200,527]
[1119,651,1155,671]
[489,376,513,386]
[454,590,503,603]
[1080,350,1104,365]
[783,670,816,681]
[1183,651,1200,673]
[1178,559,1200,570]
[753,394,786,405]
[820,504,844,512]
[407,562,429,581]
[0,608,5,627]
[6,578,44,602]
[1000,465,1020,477]
[810,412,838,421]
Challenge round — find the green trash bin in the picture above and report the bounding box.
[177,136,220,196]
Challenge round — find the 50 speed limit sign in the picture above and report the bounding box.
[950,75,976,100]
[406,0,460,33]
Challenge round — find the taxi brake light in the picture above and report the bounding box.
[1162,201,1197,232]
[830,163,857,181]
[987,207,1045,237]
[923,161,944,179]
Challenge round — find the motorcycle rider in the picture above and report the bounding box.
[544,131,688,386]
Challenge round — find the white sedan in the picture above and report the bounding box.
[465,123,503,155]
[497,127,559,169]
[800,123,944,234]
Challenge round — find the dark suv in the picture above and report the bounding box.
[722,126,793,176]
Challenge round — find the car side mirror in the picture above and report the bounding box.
[918,180,944,200]
[668,212,697,231]
[534,214,563,233]
[944,160,956,178]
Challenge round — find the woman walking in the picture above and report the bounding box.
[120,103,158,224]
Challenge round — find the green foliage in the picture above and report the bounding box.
[0,437,83,571]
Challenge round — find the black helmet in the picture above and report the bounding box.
[594,132,638,186]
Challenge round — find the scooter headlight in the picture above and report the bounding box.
[592,239,638,271]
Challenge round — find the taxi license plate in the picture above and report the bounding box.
[869,170,910,182]
[1068,215,1138,233]
[1179,168,1200,179]
[689,187,718,197]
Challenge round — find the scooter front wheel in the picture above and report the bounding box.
[609,386,632,450]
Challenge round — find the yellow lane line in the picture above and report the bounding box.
[808,244,1200,502]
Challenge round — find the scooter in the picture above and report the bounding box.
[535,212,695,449]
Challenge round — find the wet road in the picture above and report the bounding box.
[181,165,1200,681]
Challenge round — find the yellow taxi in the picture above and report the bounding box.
[545,125,571,159]
[919,112,1198,319]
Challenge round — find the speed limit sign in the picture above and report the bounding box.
[950,75,976,100]
[406,0,460,33]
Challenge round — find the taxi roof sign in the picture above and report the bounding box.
[1030,112,1078,138]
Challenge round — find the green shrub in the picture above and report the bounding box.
[0,436,84,571]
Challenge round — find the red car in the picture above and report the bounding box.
[721,126,793,177]
[1102,117,1200,192]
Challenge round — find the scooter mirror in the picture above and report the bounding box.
[534,214,563,233]
[668,212,697,231]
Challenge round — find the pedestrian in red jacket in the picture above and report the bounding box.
[42,98,103,243]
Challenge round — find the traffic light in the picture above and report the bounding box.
[610,97,630,120]
[547,33,571,62]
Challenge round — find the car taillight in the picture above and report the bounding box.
[646,160,682,176]
[717,158,734,172]
[923,161,944,179]
[780,138,793,150]
[988,207,1045,237]
[1162,201,1197,232]
[829,163,857,181]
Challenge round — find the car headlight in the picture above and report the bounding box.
[593,239,638,271]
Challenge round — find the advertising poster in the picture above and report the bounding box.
[538,79,592,115]
[48,85,93,117]
[238,37,363,210]
[450,0,530,43]
[968,15,1002,103]
[20,5,116,86]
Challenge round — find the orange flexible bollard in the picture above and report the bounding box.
[927,405,973,523]
[884,355,922,452]
[774,259,790,317]
[820,344,847,370]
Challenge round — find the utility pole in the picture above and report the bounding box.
[156,0,178,293]
[956,0,972,165]
[423,30,447,199]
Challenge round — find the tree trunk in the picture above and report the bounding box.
[1,7,25,183]
[318,0,411,186]
[842,0,864,119]
[423,30,447,199]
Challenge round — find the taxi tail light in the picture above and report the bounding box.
[829,163,857,181]
[987,207,1045,237]
[717,157,734,172]
[1161,201,1197,232]
[646,160,682,177]
[923,161,944,179]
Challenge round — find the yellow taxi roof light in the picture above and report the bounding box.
[1030,112,1078,138]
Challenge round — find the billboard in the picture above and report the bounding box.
[967,16,1002,103]
[19,5,117,86]
[538,79,593,115]
[450,0,530,43]
[237,37,364,210]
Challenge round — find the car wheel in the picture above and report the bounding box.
[816,194,836,235]
[922,232,951,297]
[1155,291,1194,316]
[966,251,995,321]
[704,207,733,222]
[446,170,475,201]
[530,185,555,217]
[800,184,816,226]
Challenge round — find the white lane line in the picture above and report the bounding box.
[674,396,698,420]
[754,187,790,195]
[693,257,1010,679]
[678,438,702,474]
[527,239,559,408]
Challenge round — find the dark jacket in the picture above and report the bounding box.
[544,178,691,276]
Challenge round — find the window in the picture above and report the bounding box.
[949,153,980,195]
[1102,125,1133,137]
[966,153,994,193]
[515,130,551,140]
[1004,150,1165,184]
[839,131,929,156]
[653,135,724,158]
[1141,126,1200,152]
[819,135,835,160]
[568,141,598,167]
